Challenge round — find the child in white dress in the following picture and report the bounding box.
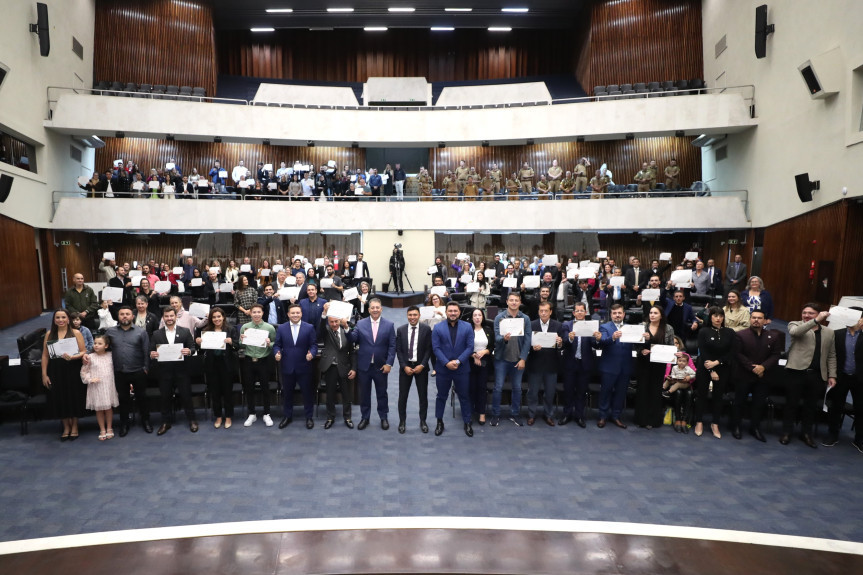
[81,334,120,440]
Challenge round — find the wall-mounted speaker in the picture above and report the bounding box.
[0,174,13,203]
[754,4,774,59]
[29,3,50,57]
[797,47,843,99]
[0,62,8,89]
[795,173,819,203]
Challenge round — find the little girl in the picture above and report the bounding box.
[663,354,696,396]
[97,300,117,332]
[80,334,120,440]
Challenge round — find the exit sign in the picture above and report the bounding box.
[727,239,739,245]
[60,240,71,246]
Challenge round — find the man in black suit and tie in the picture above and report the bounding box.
[149,307,198,435]
[823,311,863,449]
[624,257,648,300]
[526,302,563,426]
[319,315,357,429]
[396,306,432,434]
[558,302,601,427]
[725,254,747,292]
[706,258,723,298]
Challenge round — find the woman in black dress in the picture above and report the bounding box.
[694,306,735,438]
[41,309,87,440]
[635,305,675,428]
[196,307,239,430]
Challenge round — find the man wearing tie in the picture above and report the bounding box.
[432,302,475,437]
[274,304,318,429]
[348,298,396,430]
[597,303,634,429]
[559,302,601,427]
[636,275,668,317]
[526,302,563,426]
[396,306,432,434]
[149,307,197,435]
[725,254,748,292]
[319,315,357,429]
[624,257,647,300]
[706,258,723,298]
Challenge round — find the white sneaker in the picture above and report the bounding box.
[244,414,257,427]
[263,414,274,427]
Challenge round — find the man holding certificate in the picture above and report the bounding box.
[526,302,563,426]
[491,292,532,426]
[274,304,318,430]
[597,303,633,429]
[239,304,277,428]
[149,307,197,435]
[558,302,601,427]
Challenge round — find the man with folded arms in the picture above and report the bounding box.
[274,304,318,430]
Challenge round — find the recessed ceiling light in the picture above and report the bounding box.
[327,7,354,12]
[502,8,529,13]
[388,7,415,12]
[431,26,455,31]
[265,8,293,13]
[445,8,472,11]
[488,27,511,32]
[364,27,388,31]
[250,27,275,32]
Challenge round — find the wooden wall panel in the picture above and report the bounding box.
[94,0,217,95]
[427,138,702,189]
[0,214,42,329]
[836,202,863,303]
[95,139,365,183]
[579,0,703,94]
[218,29,573,83]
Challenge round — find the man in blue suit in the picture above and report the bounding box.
[274,303,318,430]
[347,297,396,430]
[597,303,633,429]
[432,301,476,437]
[558,302,602,428]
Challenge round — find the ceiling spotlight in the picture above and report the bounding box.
[625,133,634,140]
[250,27,276,32]
[438,142,446,148]
[502,8,529,13]
[364,27,388,31]
[115,131,125,138]
[576,136,585,143]
[526,139,534,146]
[263,139,271,146]
[214,136,222,143]
[166,134,175,141]
[307,140,315,147]
[265,8,293,13]
[431,27,455,31]
[327,7,354,12]
[481,140,489,147]
[488,27,512,32]
[388,7,415,12]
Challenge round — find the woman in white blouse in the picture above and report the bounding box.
[469,308,495,425]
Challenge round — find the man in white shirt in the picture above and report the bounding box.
[231,160,248,187]
[301,173,315,199]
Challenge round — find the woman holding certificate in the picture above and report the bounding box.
[196,307,238,429]
[41,309,87,441]
[694,307,735,438]
[635,306,675,429]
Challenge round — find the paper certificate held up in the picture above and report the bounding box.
[49,338,81,359]
[101,286,124,302]
[342,287,359,301]
[597,251,608,258]
[532,331,558,348]
[201,331,227,350]
[685,251,699,261]
[188,302,210,318]
[242,328,269,348]
[154,281,172,293]
[522,275,540,289]
[650,344,678,363]
[499,318,525,337]
[620,324,645,344]
[465,282,480,293]
[219,283,234,293]
[827,305,863,329]
[659,252,672,261]
[156,343,184,362]
[609,276,625,287]
[503,277,518,288]
[670,270,692,287]
[283,275,297,286]
[641,289,661,301]
[319,278,333,288]
[427,265,438,275]
[240,264,252,272]
[572,320,599,337]
[172,267,183,275]
[430,286,447,297]
[279,287,300,301]
[326,300,354,319]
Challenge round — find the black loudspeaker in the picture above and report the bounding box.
[799,65,821,95]
[795,173,819,203]
[0,174,13,203]
[0,66,7,88]
[754,4,774,59]
[29,3,50,57]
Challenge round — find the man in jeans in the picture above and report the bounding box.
[103,306,152,436]
[239,303,276,428]
[491,292,532,426]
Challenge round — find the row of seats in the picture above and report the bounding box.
[249,102,550,110]
[594,79,705,99]
[93,81,206,100]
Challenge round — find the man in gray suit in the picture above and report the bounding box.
[781,302,837,448]
[320,315,357,429]
[725,254,748,292]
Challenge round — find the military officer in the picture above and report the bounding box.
[518,162,535,197]
[547,159,563,197]
[455,160,469,193]
[489,163,503,197]
[505,173,521,200]
[589,169,610,199]
[574,157,590,193]
[665,158,680,190]
[634,162,652,194]
[560,170,575,199]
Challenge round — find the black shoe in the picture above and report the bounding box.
[435,419,445,436]
[358,418,369,430]
[490,416,500,427]
[799,433,817,449]
[420,420,429,433]
[509,416,523,427]
[750,427,766,442]
[344,419,354,429]
[464,423,473,437]
[852,440,863,454]
[381,419,389,430]
[324,419,334,430]
[119,424,129,438]
[143,420,153,434]
[398,421,406,434]
[278,417,292,429]
[156,423,171,436]
[779,434,790,445]
[732,426,742,440]
[478,416,486,426]
[575,418,586,428]
[190,421,198,433]
[821,435,839,447]
[305,418,314,430]
[557,415,572,426]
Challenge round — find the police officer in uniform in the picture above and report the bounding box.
[490,163,503,197]
[665,158,680,190]
[634,162,652,194]
[547,159,563,197]
[536,175,550,199]
[443,170,459,201]
[505,173,520,201]
[480,170,495,201]
[418,168,433,201]
[455,160,469,193]
[518,162,535,197]
[648,159,658,190]
[560,170,575,199]
[590,169,610,199]
[574,157,590,193]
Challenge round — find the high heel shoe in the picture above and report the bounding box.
[711,423,721,439]
[694,422,703,437]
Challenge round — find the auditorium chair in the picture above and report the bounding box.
[185,354,210,421]
[179,86,193,101]
[0,356,29,434]
[165,85,180,100]
[593,85,606,95]
[689,78,705,94]
[109,81,124,94]
[606,84,619,93]
[152,84,166,99]
[594,91,608,100]
[621,83,633,93]
[94,80,109,95]
[608,90,622,100]
[192,87,206,99]
[675,80,689,93]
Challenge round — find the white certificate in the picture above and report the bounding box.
[49,338,81,358]
[176,282,185,293]
[348,255,357,263]
[210,267,220,274]
[588,262,601,272]
[165,162,175,170]
[101,286,124,302]
[641,289,661,301]
[485,269,496,278]
[264,163,273,172]
[284,275,297,286]
[129,270,142,277]
[242,328,269,348]
[456,252,468,261]
[580,260,590,268]
[156,343,184,362]
[567,268,579,280]
[543,254,558,266]
[279,287,300,301]
[685,251,699,261]
[465,282,480,293]
[78,176,89,186]
[189,302,210,318]
[103,251,115,261]
[219,283,234,293]
[131,276,144,287]
[620,324,645,343]
[420,306,437,320]
[172,267,183,275]
[267,182,277,190]
[240,264,252,272]
[238,180,250,188]
[460,274,472,284]
[201,331,227,350]
[197,180,208,187]
[326,300,354,319]
[354,189,364,196]
[219,170,229,179]
[315,258,324,267]
[650,344,678,364]
[191,278,203,287]
[577,269,596,279]
[572,320,599,337]
[155,281,172,293]
[499,318,525,336]
[148,180,160,190]
[428,265,438,274]
[320,278,333,288]
[260,269,271,277]
[597,251,608,258]
[430,286,447,297]
[532,331,558,348]
[272,265,284,273]
[610,276,625,287]
[342,287,359,301]
[503,277,518,288]
[522,275,540,289]
[827,305,863,329]
[659,252,672,261]
[182,248,193,256]
[670,270,692,287]
[132,181,145,191]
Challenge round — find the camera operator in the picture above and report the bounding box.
[390,245,405,293]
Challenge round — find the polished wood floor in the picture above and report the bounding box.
[2,528,862,575]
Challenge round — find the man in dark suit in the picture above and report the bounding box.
[706,258,724,297]
[319,315,357,429]
[347,297,396,430]
[258,284,287,327]
[349,252,371,287]
[665,290,699,340]
[725,254,748,292]
[823,310,863,448]
[732,309,783,442]
[431,301,475,437]
[636,274,669,318]
[596,303,633,429]
[491,254,506,278]
[299,284,327,336]
[558,302,601,427]
[396,306,433,434]
[624,257,648,300]
[274,304,318,429]
[149,307,197,435]
[570,278,598,316]
[526,302,563,426]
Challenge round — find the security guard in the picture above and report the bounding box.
[518,162,535,197]
[455,160,469,193]
[634,162,652,194]
[547,159,563,197]
[664,158,680,190]
[589,169,610,199]
[560,170,575,199]
[574,157,590,193]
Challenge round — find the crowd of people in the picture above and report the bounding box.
[76,156,685,200]
[44,248,861,452]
